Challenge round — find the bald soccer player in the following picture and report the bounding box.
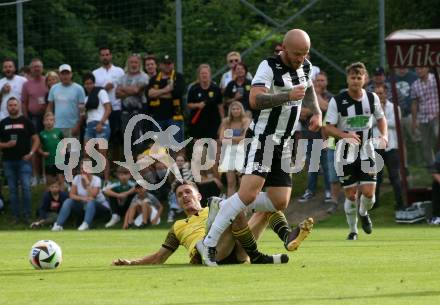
[199,29,320,266]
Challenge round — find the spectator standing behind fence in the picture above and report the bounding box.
[147,55,185,142]
[144,55,158,79]
[218,101,250,197]
[367,67,392,100]
[187,64,224,140]
[22,59,48,185]
[0,97,40,225]
[223,62,252,115]
[83,72,112,183]
[47,64,85,139]
[45,71,60,101]
[298,71,332,203]
[0,59,27,121]
[38,112,65,187]
[116,54,149,154]
[373,84,404,211]
[411,67,439,168]
[93,47,125,162]
[30,181,68,229]
[103,166,136,228]
[52,159,111,231]
[392,68,421,167]
[219,51,252,91]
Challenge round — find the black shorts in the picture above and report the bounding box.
[242,130,292,187]
[45,164,63,176]
[338,157,377,188]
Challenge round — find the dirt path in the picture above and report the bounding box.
[285,193,343,225]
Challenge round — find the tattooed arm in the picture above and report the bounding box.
[250,84,307,110]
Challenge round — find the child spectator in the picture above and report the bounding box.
[30,181,68,228]
[103,166,136,228]
[38,112,64,187]
[123,184,163,229]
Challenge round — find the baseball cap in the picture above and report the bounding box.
[374,66,385,75]
[59,64,72,72]
[161,54,173,64]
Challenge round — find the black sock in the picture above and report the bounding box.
[268,211,291,243]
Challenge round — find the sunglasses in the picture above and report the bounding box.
[229,59,240,63]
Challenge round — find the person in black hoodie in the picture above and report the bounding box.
[30,181,69,228]
[83,72,112,183]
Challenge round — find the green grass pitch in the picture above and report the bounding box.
[1,223,439,305]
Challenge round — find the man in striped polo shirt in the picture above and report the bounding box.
[325,62,388,240]
[200,29,321,266]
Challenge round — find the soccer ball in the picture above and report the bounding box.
[29,240,62,269]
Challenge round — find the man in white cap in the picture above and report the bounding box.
[47,64,85,138]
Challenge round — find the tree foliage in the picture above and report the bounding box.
[0,0,438,91]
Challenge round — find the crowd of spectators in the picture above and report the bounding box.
[0,43,439,229]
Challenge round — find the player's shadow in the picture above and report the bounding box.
[1,264,200,277]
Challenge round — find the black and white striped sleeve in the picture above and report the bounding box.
[251,60,273,89]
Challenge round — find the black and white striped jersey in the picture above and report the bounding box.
[326,89,384,160]
[250,55,313,143]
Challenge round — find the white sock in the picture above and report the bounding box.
[248,192,277,212]
[359,195,375,216]
[344,198,358,233]
[204,193,246,247]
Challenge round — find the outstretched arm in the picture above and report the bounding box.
[113,246,173,265]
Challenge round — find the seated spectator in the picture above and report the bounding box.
[218,101,250,197]
[430,151,440,225]
[223,62,252,114]
[103,166,136,228]
[166,154,193,223]
[123,184,163,229]
[83,72,112,183]
[30,181,68,228]
[51,159,111,231]
[38,112,65,188]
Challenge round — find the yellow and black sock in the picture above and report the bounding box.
[232,226,269,263]
[268,211,291,243]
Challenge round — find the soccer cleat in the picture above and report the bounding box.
[251,253,289,264]
[51,223,63,232]
[360,214,373,234]
[195,240,218,267]
[78,222,90,231]
[205,197,222,233]
[347,232,358,240]
[105,214,121,228]
[284,217,314,251]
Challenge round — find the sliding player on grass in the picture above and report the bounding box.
[113,180,312,266]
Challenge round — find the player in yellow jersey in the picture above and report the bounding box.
[113,180,311,266]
